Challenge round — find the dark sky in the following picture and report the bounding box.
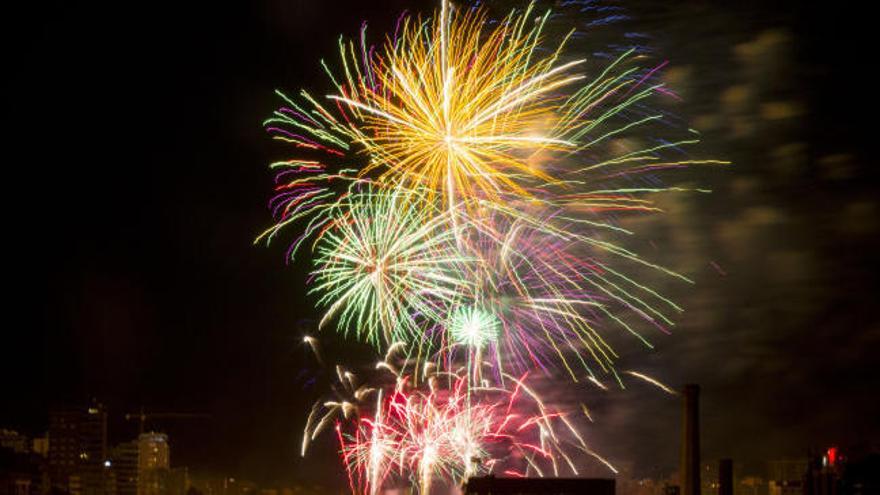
[2,0,877,489]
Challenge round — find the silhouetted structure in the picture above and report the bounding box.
[767,458,805,494]
[48,403,110,495]
[680,384,699,495]
[110,441,138,495]
[718,459,732,495]
[838,451,880,495]
[463,476,614,494]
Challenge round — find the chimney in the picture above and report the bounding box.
[681,384,700,495]
[718,459,732,495]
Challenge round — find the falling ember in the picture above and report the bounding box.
[624,370,678,395]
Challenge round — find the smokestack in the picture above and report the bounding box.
[681,384,700,495]
[718,459,732,495]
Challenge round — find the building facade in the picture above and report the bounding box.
[136,434,169,495]
[47,404,109,495]
[110,441,138,495]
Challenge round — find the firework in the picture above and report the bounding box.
[258,0,724,492]
[257,0,726,366]
[256,160,361,259]
[259,0,726,251]
[447,305,500,349]
[300,336,380,458]
[328,0,581,213]
[310,185,472,347]
[338,370,594,494]
[438,204,686,384]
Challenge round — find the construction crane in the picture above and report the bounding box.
[124,407,210,434]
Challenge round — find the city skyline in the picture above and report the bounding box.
[2,399,872,495]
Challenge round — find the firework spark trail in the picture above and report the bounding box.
[258,0,724,491]
[441,204,687,383]
[624,370,678,395]
[257,0,727,363]
[338,370,592,494]
[310,185,473,348]
[303,190,692,383]
[327,4,576,210]
[258,0,727,255]
[300,337,379,458]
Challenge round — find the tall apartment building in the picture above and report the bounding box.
[166,468,189,495]
[110,441,139,495]
[47,403,109,495]
[136,433,169,495]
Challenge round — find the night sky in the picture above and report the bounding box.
[3,0,877,489]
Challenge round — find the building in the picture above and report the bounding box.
[680,385,699,495]
[464,477,615,495]
[699,461,718,495]
[0,447,48,495]
[191,477,265,495]
[225,479,256,495]
[617,477,665,495]
[0,431,29,455]
[166,468,189,495]
[31,437,48,459]
[190,476,233,495]
[804,448,844,495]
[48,403,110,495]
[110,442,139,495]
[136,433,169,495]
[736,475,766,495]
[767,459,805,495]
[718,459,733,495]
